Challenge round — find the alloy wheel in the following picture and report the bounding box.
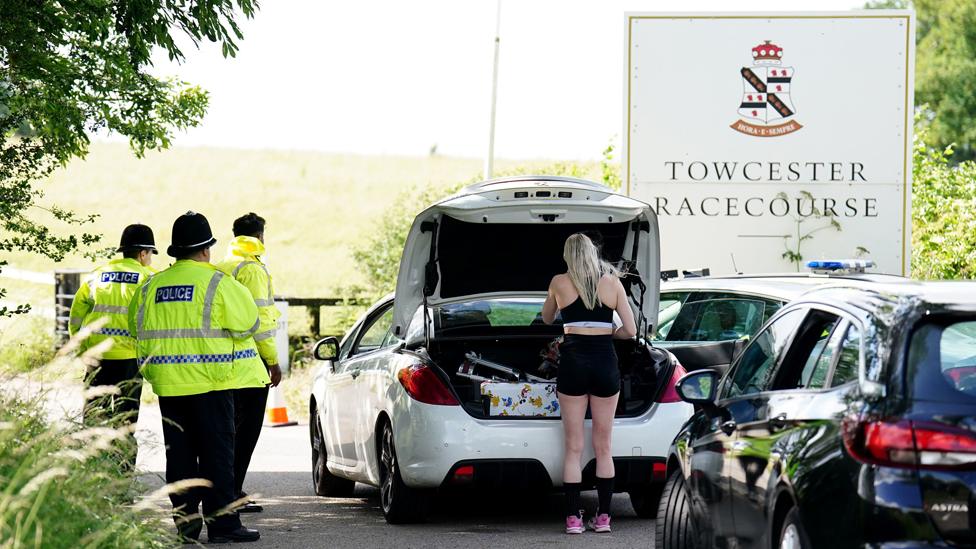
[780,524,801,549]
[312,418,325,486]
[380,425,396,513]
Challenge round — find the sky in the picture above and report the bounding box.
[148,0,862,161]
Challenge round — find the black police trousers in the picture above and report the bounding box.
[83,358,143,469]
[233,385,269,496]
[83,358,142,426]
[158,390,242,535]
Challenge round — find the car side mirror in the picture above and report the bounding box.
[313,336,340,368]
[675,369,719,405]
[732,336,750,362]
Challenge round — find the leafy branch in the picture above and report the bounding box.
[0,0,260,317]
[778,190,842,271]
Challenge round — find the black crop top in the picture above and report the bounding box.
[560,296,613,324]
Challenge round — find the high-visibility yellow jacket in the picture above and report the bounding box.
[128,259,271,397]
[69,258,155,360]
[216,236,281,366]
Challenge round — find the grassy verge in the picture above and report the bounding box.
[282,359,316,423]
[0,317,56,374]
[0,392,172,547]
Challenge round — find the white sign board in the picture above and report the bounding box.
[624,12,915,275]
[275,300,290,374]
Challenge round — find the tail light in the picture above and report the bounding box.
[397,364,459,406]
[842,418,916,467]
[912,422,976,467]
[652,461,667,481]
[842,417,976,469]
[657,361,687,403]
[451,465,474,484]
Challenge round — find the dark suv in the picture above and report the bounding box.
[656,281,976,548]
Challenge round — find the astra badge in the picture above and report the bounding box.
[730,40,802,137]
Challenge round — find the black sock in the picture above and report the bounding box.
[596,476,614,516]
[564,482,582,517]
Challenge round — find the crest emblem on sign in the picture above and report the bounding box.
[730,41,802,137]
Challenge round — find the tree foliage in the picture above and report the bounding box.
[913,0,976,161]
[351,159,609,298]
[352,183,461,298]
[868,0,976,160]
[911,116,976,278]
[0,0,258,315]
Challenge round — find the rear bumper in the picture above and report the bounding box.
[861,541,958,549]
[439,456,666,491]
[583,456,667,490]
[391,397,693,488]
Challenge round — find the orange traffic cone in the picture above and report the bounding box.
[265,383,298,427]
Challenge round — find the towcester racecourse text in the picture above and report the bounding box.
[649,160,878,218]
[663,160,866,183]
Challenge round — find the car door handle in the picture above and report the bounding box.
[350,369,361,379]
[768,413,788,432]
[720,420,737,436]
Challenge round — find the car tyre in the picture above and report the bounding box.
[379,421,429,524]
[655,470,696,549]
[629,482,665,518]
[311,411,355,497]
[778,507,811,549]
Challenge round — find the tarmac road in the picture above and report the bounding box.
[136,404,657,548]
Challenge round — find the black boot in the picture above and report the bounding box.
[237,491,263,513]
[208,526,261,544]
[176,517,203,544]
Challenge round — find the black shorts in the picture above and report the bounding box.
[556,334,620,398]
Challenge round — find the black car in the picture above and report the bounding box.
[656,280,976,548]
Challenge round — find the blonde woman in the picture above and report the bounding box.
[542,233,637,535]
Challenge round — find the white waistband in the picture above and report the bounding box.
[563,321,614,328]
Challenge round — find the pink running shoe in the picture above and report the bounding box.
[565,513,584,534]
[588,513,611,533]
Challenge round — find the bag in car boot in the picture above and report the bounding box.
[536,336,562,380]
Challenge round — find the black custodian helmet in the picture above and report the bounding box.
[118,224,157,254]
[167,211,217,258]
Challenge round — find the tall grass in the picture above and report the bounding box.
[0,392,172,548]
[0,331,177,548]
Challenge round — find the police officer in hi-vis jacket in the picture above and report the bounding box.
[70,223,156,428]
[217,212,281,513]
[128,212,268,544]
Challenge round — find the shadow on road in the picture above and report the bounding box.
[223,472,651,548]
[141,470,653,547]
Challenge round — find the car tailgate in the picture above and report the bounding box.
[913,407,976,545]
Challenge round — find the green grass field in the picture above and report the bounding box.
[2,142,599,339]
[7,142,598,296]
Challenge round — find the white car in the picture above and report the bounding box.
[308,176,694,523]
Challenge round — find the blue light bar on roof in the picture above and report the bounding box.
[806,259,875,272]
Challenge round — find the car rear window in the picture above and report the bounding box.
[907,319,976,401]
[437,299,556,330]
